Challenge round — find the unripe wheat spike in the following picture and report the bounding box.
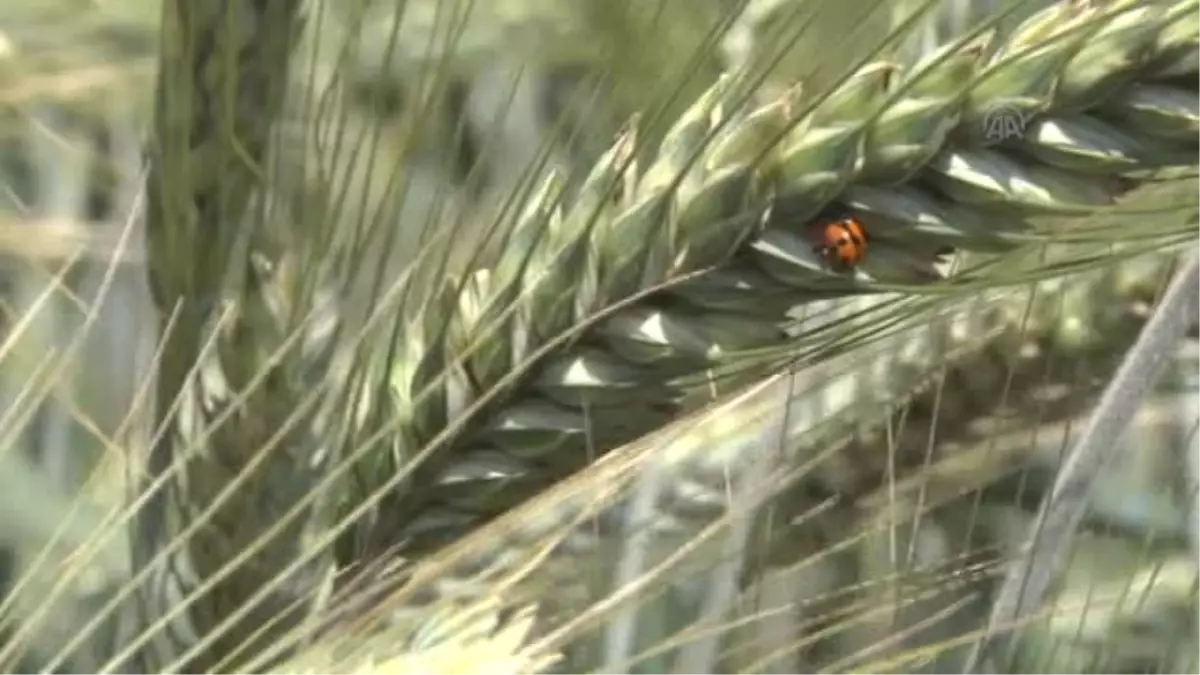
[362,0,1198,564]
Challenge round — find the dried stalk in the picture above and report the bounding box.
[967,251,1200,672]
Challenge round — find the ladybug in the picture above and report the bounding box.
[814,215,868,271]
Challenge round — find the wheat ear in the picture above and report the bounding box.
[366,0,1198,557]
[123,0,347,672]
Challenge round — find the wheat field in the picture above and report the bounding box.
[0,0,1196,672]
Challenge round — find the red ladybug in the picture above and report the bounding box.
[814,216,868,270]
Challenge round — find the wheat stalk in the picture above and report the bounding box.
[362,0,1198,561]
